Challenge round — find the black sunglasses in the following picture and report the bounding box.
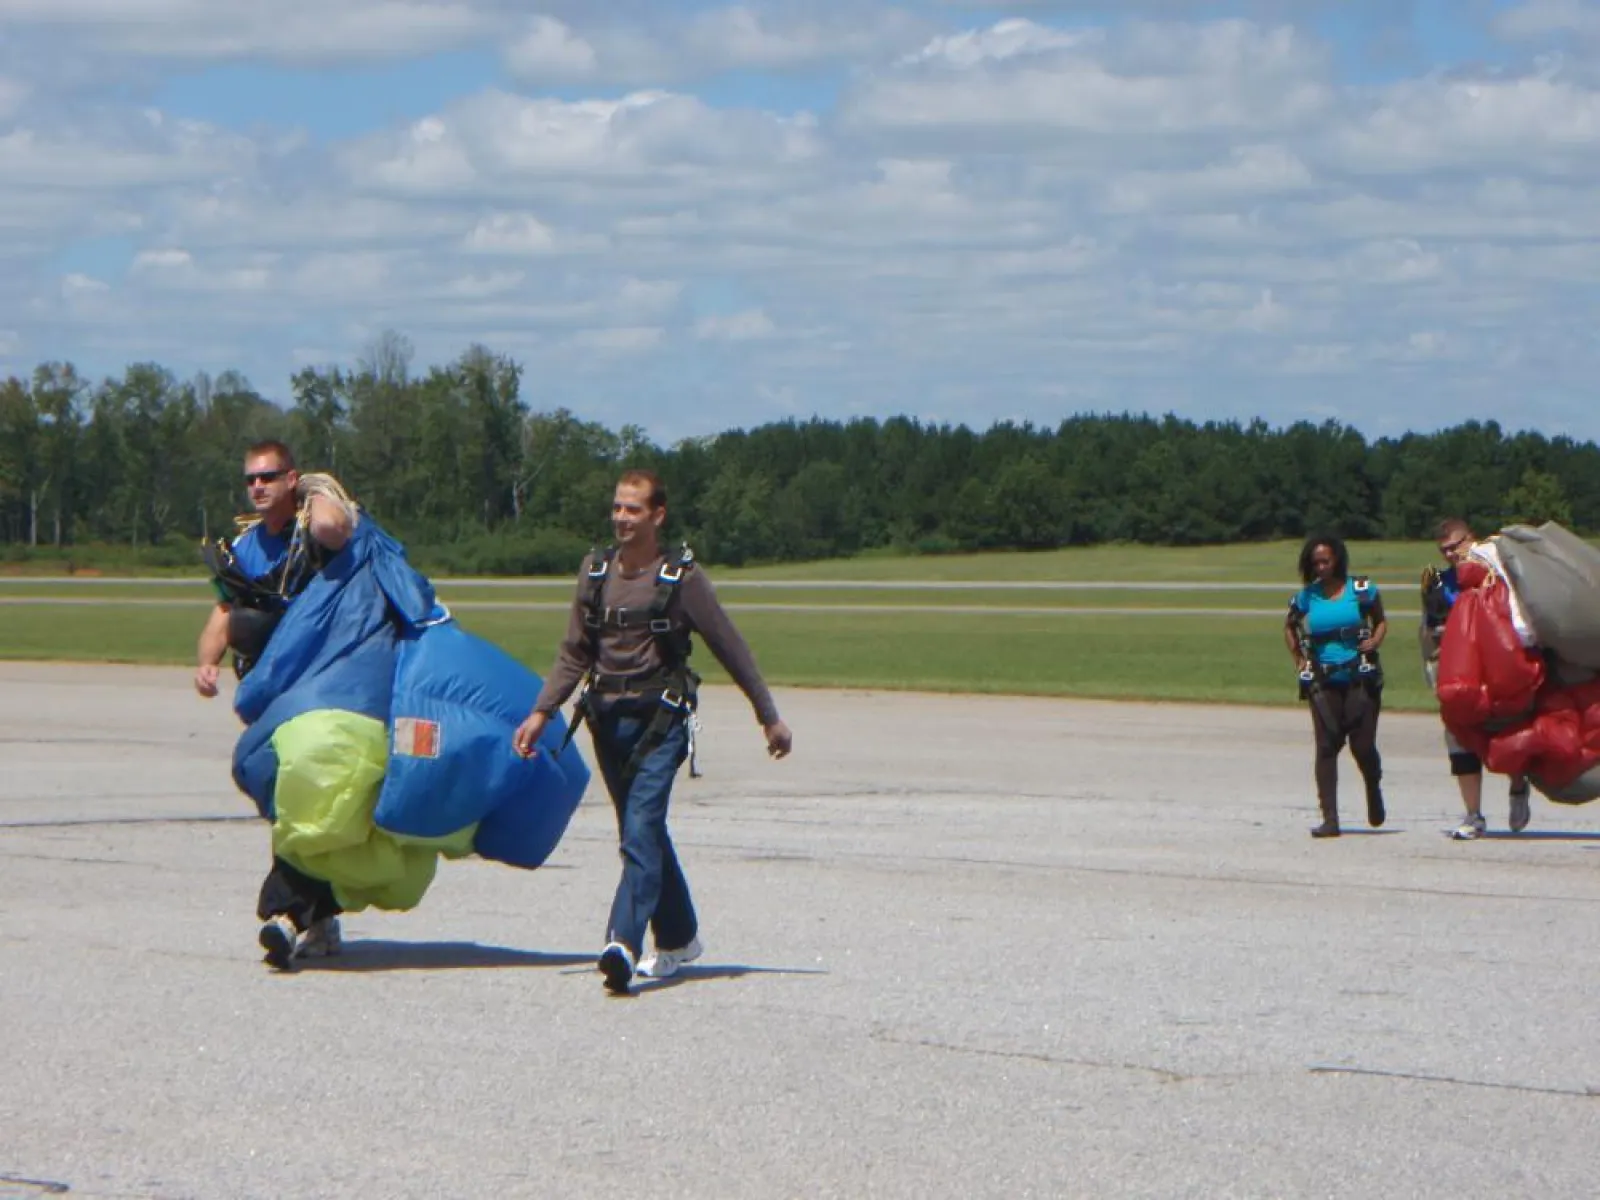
[244,470,287,485]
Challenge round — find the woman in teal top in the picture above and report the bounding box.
[1283,533,1388,838]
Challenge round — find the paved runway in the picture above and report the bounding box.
[2,664,1596,1199]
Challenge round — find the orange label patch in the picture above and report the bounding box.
[393,717,441,759]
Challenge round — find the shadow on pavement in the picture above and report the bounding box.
[296,940,595,973]
[628,962,830,996]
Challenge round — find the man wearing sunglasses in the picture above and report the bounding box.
[193,439,354,966]
[1422,517,1532,839]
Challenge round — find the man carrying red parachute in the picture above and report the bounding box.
[1428,516,1600,820]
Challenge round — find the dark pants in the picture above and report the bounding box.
[256,856,341,932]
[1309,682,1383,823]
[591,700,697,959]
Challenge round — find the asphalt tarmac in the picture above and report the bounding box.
[1,664,1596,1199]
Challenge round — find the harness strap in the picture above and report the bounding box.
[566,543,702,783]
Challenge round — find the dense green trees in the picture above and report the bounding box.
[1,339,1594,571]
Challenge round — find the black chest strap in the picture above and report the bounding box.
[565,544,702,783]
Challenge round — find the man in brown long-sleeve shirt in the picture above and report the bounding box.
[513,468,793,994]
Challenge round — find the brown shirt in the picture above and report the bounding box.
[533,551,780,726]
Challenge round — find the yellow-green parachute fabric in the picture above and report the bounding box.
[269,711,476,913]
[229,518,590,914]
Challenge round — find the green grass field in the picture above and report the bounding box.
[0,582,1434,711]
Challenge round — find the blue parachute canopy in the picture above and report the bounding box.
[230,518,588,908]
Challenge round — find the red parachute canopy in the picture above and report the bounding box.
[1436,570,1600,791]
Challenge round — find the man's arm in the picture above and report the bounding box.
[513,566,596,757]
[681,570,786,749]
[194,603,230,698]
[305,493,353,553]
[532,567,596,715]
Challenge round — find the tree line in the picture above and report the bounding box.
[1,335,1594,573]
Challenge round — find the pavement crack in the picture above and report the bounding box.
[1308,1063,1599,1099]
[0,815,253,830]
[871,1030,1198,1083]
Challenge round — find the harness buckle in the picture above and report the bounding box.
[660,689,687,711]
[648,617,673,633]
[658,562,685,584]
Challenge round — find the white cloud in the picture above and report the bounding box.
[343,89,824,200]
[1495,0,1600,42]
[504,16,598,80]
[568,326,663,352]
[696,309,776,340]
[131,247,193,271]
[463,212,558,255]
[1328,74,1600,173]
[501,5,932,87]
[0,77,28,120]
[4,10,1600,439]
[0,0,496,63]
[849,19,1332,136]
[0,113,256,188]
[900,17,1090,67]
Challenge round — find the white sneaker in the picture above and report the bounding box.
[1450,814,1487,841]
[1508,782,1531,834]
[299,916,343,959]
[638,936,703,979]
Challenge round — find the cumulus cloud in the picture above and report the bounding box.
[695,309,777,340]
[0,0,497,63]
[501,6,931,86]
[847,19,1333,137]
[341,88,824,200]
[3,7,1600,439]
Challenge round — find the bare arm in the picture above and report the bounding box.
[194,604,230,697]
[305,493,353,553]
[1360,596,1388,653]
[1284,608,1306,669]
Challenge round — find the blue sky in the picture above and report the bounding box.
[2,0,1599,442]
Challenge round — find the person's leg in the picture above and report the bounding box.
[256,857,341,929]
[255,856,341,968]
[591,703,691,991]
[1507,773,1531,833]
[604,716,691,957]
[1346,687,1384,826]
[1448,738,1486,838]
[648,826,699,954]
[1310,691,1346,836]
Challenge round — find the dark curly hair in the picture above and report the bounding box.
[1297,532,1349,585]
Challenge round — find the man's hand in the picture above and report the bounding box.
[513,710,550,758]
[763,719,792,759]
[194,664,220,698]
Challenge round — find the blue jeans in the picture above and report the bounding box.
[591,700,697,958]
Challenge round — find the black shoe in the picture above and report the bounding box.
[1366,790,1386,828]
[598,941,635,995]
[1310,821,1341,839]
[259,915,298,970]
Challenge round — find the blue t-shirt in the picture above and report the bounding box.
[1439,565,1464,608]
[1291,580,1378,680]
[232,523,293,587]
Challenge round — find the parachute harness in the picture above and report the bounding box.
[560,543,703,784]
